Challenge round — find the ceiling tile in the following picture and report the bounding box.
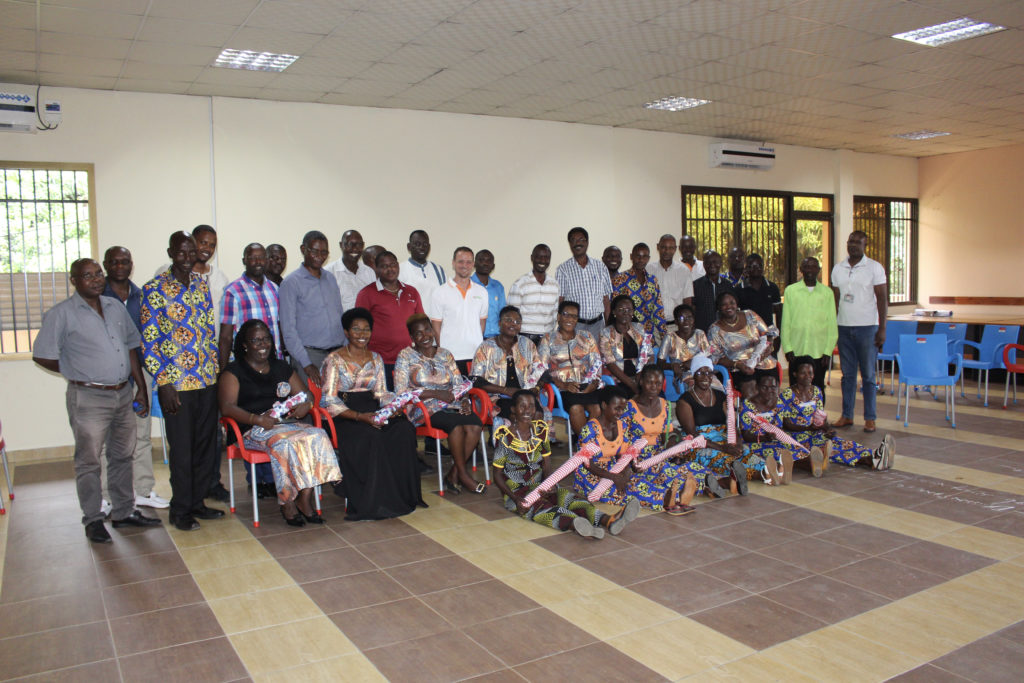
[414,22,520,51]
[0,1,38,30]
[281,55,373,79]
[40,6,142,39]
[366,0,477,22]
[357,62,443,84]
[655,0,759,33]
[0,26,37,52]
[317,91,388,107]
[264,72,342,91]
[127,42,221,66]
[658,33,750,61]
[0,50,37,72]
[39,50,124,75]
[257,87,328,102]
[228,26,324,55]
[135,18,237,46]
[193,66,278,86]
[445,87,523,107]
[119,61,204,81]
[244,1,356,35]
[330,9,438,43]
[385,43,479,69]
[331,77,409,97]
[148,0,260,25]
[451,0,575,31]
[38,73,117,89]
[306,35,405,62]
[40,0,150,13]
[187,82,264,98]
[115,77,190,94]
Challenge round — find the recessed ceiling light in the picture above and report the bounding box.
[643,96,710,112]
[893,130,950,140]
[892,18,1006,46]
[213,49,298,72]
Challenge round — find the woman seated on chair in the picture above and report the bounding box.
[740,373,809,486]
[493,390,608,539]
[676,356,763,498]
[659,303,713,394]
[218,319,341,527]
[471,306,547,421]
[781,357,894,473]
[395,313,485,495]
[537,300,602,435]
[625,365,710,515]
[708,292,777,400]
[599,295,654,396]
[321,308,427,520]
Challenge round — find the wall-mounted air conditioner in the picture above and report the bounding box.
[0,84,38,133]
[710,141,775,170]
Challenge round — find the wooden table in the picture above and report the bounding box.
[888,313,1024,326]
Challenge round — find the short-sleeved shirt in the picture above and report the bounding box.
[155,262,229,329]
[646,261,693,319]
[399,259,446,307]
[221,274,282,358]
[471,274,506,338]
[355,280,424,364]
[278,266,345,369]
[428,280,489,361]
[555,256,613,321]
[831,256,886,327]
[612,269,666,337]
[324,258,376,311]
[506,271,559,336]
[34,292,141,385]
[141,270,219,390]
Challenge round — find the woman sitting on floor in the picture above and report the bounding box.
[740,373,811,485]
[218,319,341,527]
[599,294,654,396]
[493,390,608,539]
[781,357,895,473]
[321,308,427,520]
[676,356,763,498]
[395,313,485,494]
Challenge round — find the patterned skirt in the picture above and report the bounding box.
[573,458,705,511]
[243,423,342,504]
[503,485,603,530]
[790,430,872,466]
[687,424,766,481]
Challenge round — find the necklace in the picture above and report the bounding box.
[690,387,712,407]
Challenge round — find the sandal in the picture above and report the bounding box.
[730,460,748,496]
[663,480,681,512]
[667,504,695,516]
[810,447,825,478]
[883,434,896,470]
[469,482,486,495]
[572,515,605,540]
[705,473,728,498]
[608,497,640,536]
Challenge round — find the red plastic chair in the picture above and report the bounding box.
[1004,344,1023,409]
[0,419,13,513]
[220,416,320,528]
[466,388,492,484]
[414,401,450,496]
[306,378,338,448]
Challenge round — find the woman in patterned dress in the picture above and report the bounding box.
[739,373,808,485]
[625,365,711,515]
[219,320,341,526]
[537,300,603,434]
[660,303,713,397]
[781,358,894,473]
[321,308,427,520]
[493,391,608,539]
[600,294,654,395]
[708,291,777,399]
[395,314,485,494]
[676,356,762,498]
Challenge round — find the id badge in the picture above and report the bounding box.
[843,293,854,303]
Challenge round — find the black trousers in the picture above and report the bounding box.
[788,355,830,405]
[164,385,219,517]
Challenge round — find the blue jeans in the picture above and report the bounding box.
[838,325,878,421]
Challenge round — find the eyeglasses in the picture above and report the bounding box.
[75,271,104,281]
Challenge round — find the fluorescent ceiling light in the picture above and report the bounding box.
[643,95,710,111]
[213,49,298,72]
[893,130,950,140]
[892,18,1006,46]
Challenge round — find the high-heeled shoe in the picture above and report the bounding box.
[301,511,325,524]
[280,507,305,527]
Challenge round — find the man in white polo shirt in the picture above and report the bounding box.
[429,246,488,373]
[831,230,888,433]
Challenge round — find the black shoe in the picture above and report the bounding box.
[112,510,163,528]
[301,511,325,524]
[85,520,112,543]
[281,507,305,527]
[206,483,231,502]
[193,505,225,520]
[169,512,200,531]
[257,482,277,499]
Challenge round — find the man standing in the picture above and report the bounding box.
[355,250,424,388]
[736,253,782,328]
[724,245,746,286]
[679,235,705,280]
[612,242,666,339]
[99,246,168,512]
[647,234,693,324]
[692,250,734,332]
[218,243,282,370]
[507,244,559,345]
[142,231,223,532]
[601,246,622,278]
[831,231,887,432]
[781,256,837,396]
[555,227,612,341]
[34,258,162,542]
[156,225,229,329]
[471,249,506,339]
[279,230,345,387]
[266,244,287,286]
[399,229,446,306]
[325,229,376,310]
[429,246,488,373]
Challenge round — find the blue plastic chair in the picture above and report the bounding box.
[877,320,917,395]
[541,383,575,457]
[935,322,968,355]
[895,334,962,428]
[150,383,168,464]
[960,325,1021,406]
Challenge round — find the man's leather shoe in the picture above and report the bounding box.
[193,505,225,520]
[206,483,231,502]
[85,520,112,543]
[833,416,854,428]
[112,510,163,528]
[169,512,200,531]
[863,419,877,433]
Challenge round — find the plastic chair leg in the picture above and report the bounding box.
[314,485,321,513]
[951,388,957,428]
[159,418,168,464]
[983,369,989,407]
[251,460,260,528]
[436,437,445,496]
[1,444,12,503]
[903,385,910,427]
[477,432,491,485]
[228,454,236,514]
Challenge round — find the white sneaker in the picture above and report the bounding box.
[136,491,170,508]
[100,499,112,517]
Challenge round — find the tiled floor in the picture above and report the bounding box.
[2,383,1024,681]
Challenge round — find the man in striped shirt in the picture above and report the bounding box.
[555,227,612,341]
[218,243,282,370]
[507,244,559,344]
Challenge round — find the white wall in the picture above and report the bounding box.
[0,86,917,451]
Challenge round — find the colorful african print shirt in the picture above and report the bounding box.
[537,329,602,384]
[611,269,666,336]
[492,420,552,493]
[141,270,218,390]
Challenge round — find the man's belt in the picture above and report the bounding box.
[579,315,603,325]
[306,345,343,353]
[69,380,128,391]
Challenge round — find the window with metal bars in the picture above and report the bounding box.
[1,163,96,355]
[852,196,917,305]
[681,186,833,287]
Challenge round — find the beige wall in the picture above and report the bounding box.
[918,143,1024,306]
[1,86,917,451]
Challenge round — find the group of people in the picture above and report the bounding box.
[35,220,894,543]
